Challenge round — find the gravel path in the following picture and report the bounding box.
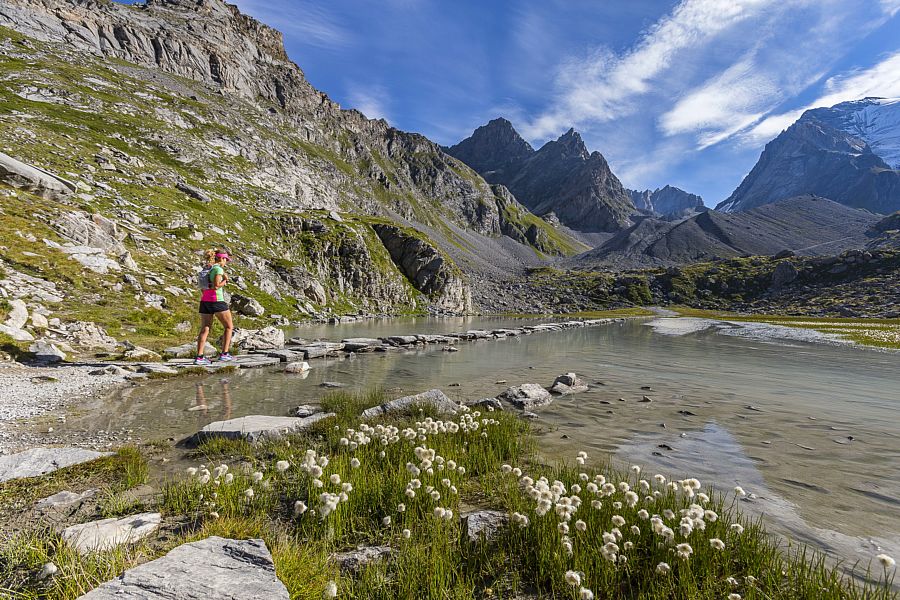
[0,363,127,454]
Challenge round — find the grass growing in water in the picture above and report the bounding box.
[2,393,896,598]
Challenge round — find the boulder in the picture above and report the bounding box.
[549,373,589,395]
[164,342,217,358]
[175,182,213,203]
[231,294,265,317]
[77,537,288,599]
[3,298,28,329]
[291,404,320,417]
[497,384,552,409]
[62,512,161,554]
[231,327,284,351]
[266,349,305,362]
[386,335,419,345]
[0,322,34,342]
[59,321,118,350]
[0,151,75,200]
[361,389,460,419]
[771,261,799,290]
[193,413,335,444]
[0,448,111,484]
[124,346,162,362]
[461,510,508,543]
[331,545,392,574]
[284,361,310,374]
[28,339,66,363]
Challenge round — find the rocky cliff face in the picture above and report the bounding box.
[628,185,704,219]
[717,101,900,214]
[448,121,635,233]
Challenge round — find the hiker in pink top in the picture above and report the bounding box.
[195,249,235,365]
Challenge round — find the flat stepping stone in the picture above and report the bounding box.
[361,389,460,419]
[262,349,305,362]
[63,512,161,554]
[193,413,335,443]
[0,447,111,483]
[384,335,419,345]
[235,356,281,369]
[37,489,96,508]
[77,536,288,599]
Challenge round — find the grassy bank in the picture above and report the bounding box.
[671,307,900,350]
[0,391,896,599]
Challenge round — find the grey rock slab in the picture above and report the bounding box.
[264,349,305,362]
[461,509,508,543]
[163,342,217,358]
[235,356,281,369]
[465,398,503,411]
[77,536,288,600]
[331,545,393,574]
[550,373,589,395]
[385,335,419,345]
[137,364,178,375]
[291,404,320,417]
[283,361,310,373]
[361,389,460,419]
[0,150,75,200]
[194,413,335,443]
[62,512,160,554]
[497,383,553,409]
[0,447,111,483]
[36,489,96,508]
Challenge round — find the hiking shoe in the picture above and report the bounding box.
[217,353,236,363]
[194,356,211,366]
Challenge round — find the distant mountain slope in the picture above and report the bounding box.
[447,120,635,233]
[718,98,900,214]
[580,196,880,267]
[628,185,705,219]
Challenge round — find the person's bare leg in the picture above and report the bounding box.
[215,310,234,353]
[197,313,214,356]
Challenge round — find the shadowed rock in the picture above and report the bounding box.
[0,448,111,483]
[331,545,393,574]
[361,389,460,419]
[497,383,552,409]
[461,509,508,543]
[193,413,335,444]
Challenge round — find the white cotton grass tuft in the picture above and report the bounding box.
[579,587,594,600]
[656,562,670,575]
[709,538,725,550]
[275,460,290,472]
[350,458,361,468]
[734,486,746,496]
[564,570,581,587]
[294,501,307,516]
[382,516,391,526]
[730,523,745,534]
[323,580,338,598]
[39,562,58,580]
[402,528,411,539]
[243,488,254,499]
[876,554,896,569]
[728,594,742,600]
[251,471,263,482]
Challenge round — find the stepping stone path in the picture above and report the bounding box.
[77,536,288,599]
[0,447,111,483]
[193,412,335,443]
[62,512,161,554]
[361,389,460,419]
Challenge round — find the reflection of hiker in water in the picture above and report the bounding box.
[191,380,233,420]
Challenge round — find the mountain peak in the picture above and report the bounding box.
[445,118,533,176]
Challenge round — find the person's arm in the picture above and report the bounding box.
[213,273,227,289]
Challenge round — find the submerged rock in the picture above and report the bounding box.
[549,373,589,395]
[497,383,552,409]
[77,536,288,599]
[0,447,110,483]
[361,389,460,419]
[62,512,160,554]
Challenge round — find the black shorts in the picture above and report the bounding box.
[199,301,230,314]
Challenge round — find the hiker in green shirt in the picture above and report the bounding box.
[195,249,235,365]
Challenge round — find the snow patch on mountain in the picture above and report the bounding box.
[807,97,900,169]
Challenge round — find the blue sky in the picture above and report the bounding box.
[228,0,900,205]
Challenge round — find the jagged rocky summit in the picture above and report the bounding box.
[628,185,705,219]
[447,119,635,233]
[718,97,900,214]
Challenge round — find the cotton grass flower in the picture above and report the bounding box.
[728,595,742,600]
[877,554,896,569]
[275,460,289,472]
[734,486,746,496]
[564,570,581,587]
[730,523,745,534]
[710,538,725,550]
[656,562,671,575]
[382,516,391,526]
[676,542,693,560]
[243,488,254,499]
[350,458,360,468]
[323,580,338,598]
[329,474,341,485]
[294,501,307,516]
[579,587,594,600]
[401,528,411,539]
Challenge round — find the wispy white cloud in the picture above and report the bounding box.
[743,50,900,144]
[345,84,391,122]
[521,0,780,140]
[232,0,351,49]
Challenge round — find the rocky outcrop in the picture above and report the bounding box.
[448,121,635,233]
[62,512,161,554]
[496,383,552,409]
[360,389,460,419]
[718,99,900,214]
[230,327,285,351]
[0,151,75,200]
[373,224,472,314]
[0,447,111,483]
[78,536,289,599]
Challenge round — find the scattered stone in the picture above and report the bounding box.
[231,294,265,317]
[291,404,320,418]
[331,545,392,574]
[137,364,178,376]
[265,349,304,362]
[0,151,75,200]
[193,413,335,444]
[36,489,96,508]
[520,411,539,420]
[320,381,346,389]
[465,398,503,411]
[0,447,110,483]
[361,389,460,419]
[549,373,589,395]
[284,361,310,373]
[62,512,161,554]
[640,396,653,403]
[497,383,552,409]
[78,536,288,599]
[175,181,212,203]
[123,346,161,362]
[461,509,508,543]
